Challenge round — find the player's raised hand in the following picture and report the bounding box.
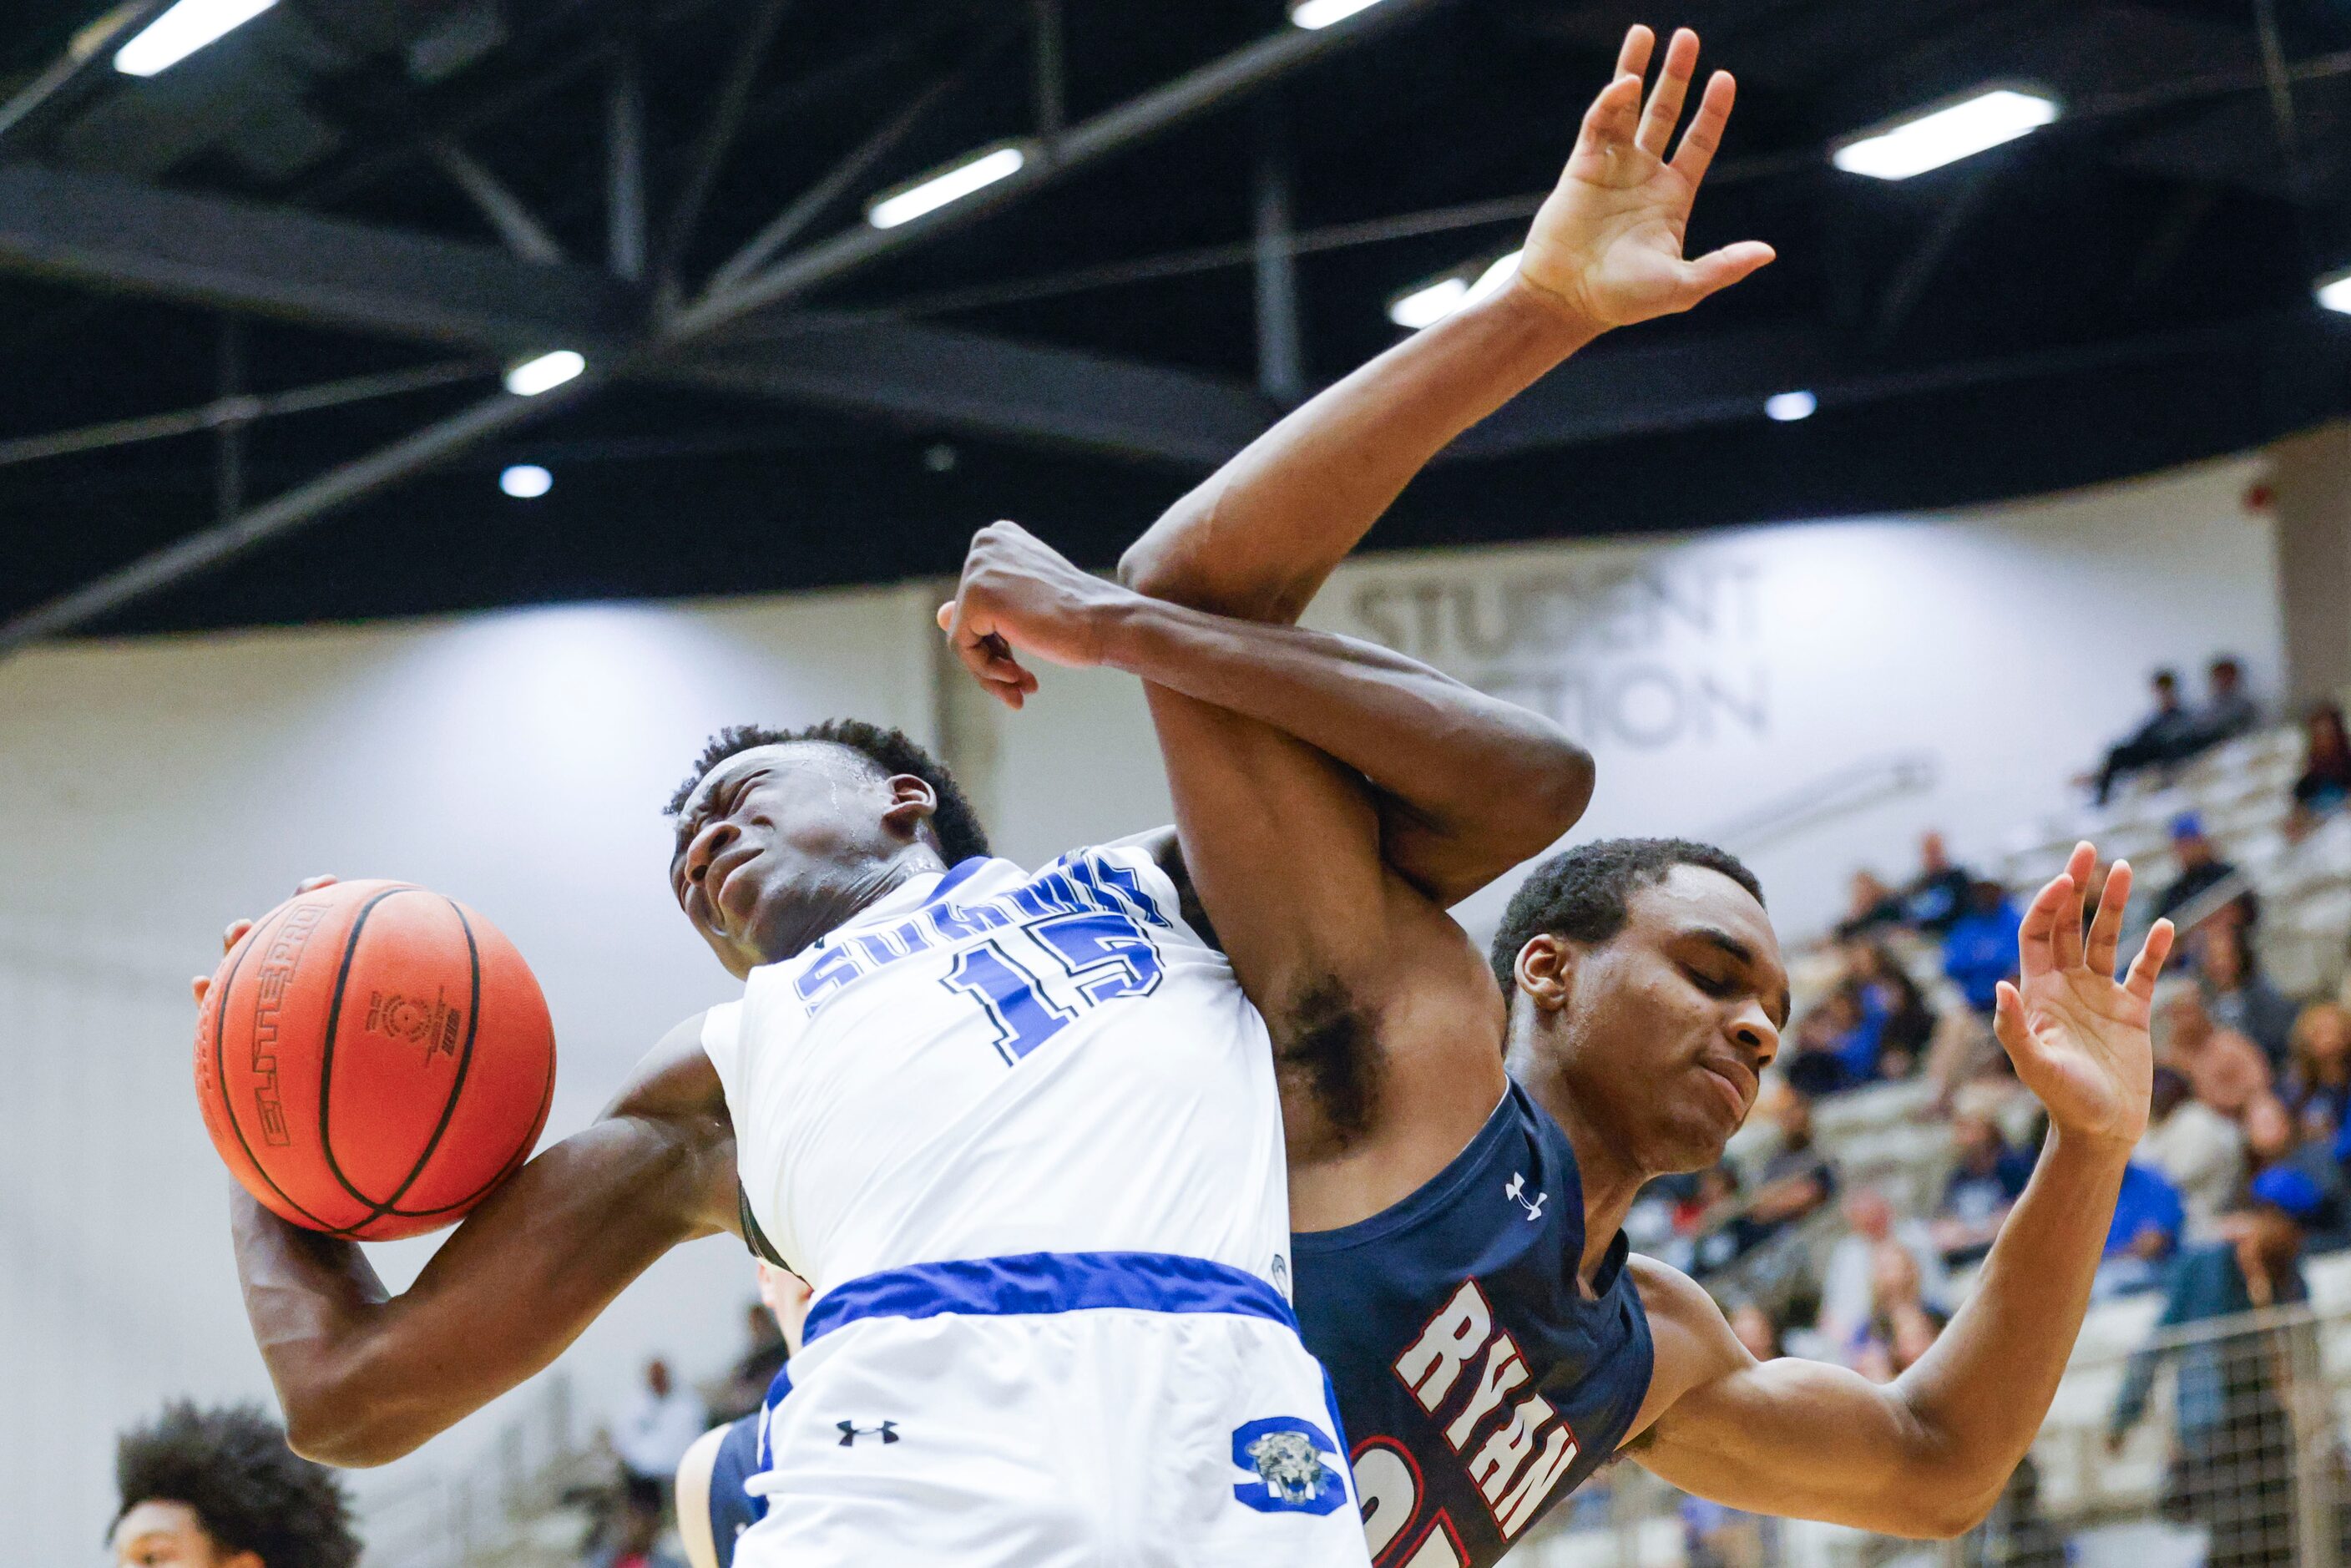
[1992,842,2174,1154]
[190,874,338,1004]
[1515,25,1775,331]
[937,521,1130,711]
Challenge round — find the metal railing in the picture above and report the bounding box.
[1509,1298,2351,1568]
[357,1373,602,1568]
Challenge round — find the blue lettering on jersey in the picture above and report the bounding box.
[791,852,1165,1016]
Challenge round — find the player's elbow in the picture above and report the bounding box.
[1519,736,1595,840]
[1117,528,1303,624]
[282,1396,412,1469]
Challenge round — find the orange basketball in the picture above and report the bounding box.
[194,880,556,1242]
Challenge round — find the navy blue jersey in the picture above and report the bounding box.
[1293,1080,1653,1568]
[703,1413,765,1567]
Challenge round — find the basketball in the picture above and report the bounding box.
[193,880,556,1242]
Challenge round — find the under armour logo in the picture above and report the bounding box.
[837,1420,900,1446]
[1504,1171,1547,1222]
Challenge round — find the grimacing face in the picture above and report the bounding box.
[112,1500,257,1568]
[670,741,939,977]
[1518,865,1790,1177]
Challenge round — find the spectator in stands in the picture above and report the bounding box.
[1745,1083,1837,1239]
[2090,666,2197,803]
[1929,1109,2035,1266]
[1818,1186,1951,1348]
[1781,1000,1858,1098]
[1849,944,1935,1078]
[705,1272,794,1424]
[2139,1065,2246,1241]
[2188,655,2261,751]
[1941,879,2024,1015]
[614,1358,707,1513]
[2197,921,2297,1070]
[1848,1242,1949,1383]
[2109,1166,2325,1568]
[1670,1162,1765,1278]
[1834,869,1903,941]
[2091,1161,2186,1298]
[1726,1299,1781,1363]
[2161,984,2273,1120]
[110,1402,359,1568]
[2153,812,2257,928]
[1898,831,1974,936]
[2285,1001,2351,1141]
[2239,1099,2346,1248]
[2288,701,2351,840]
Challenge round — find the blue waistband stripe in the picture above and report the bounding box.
[801,1250,1298,1344]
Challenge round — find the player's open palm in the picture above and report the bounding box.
[1518,25,1774,330]
[1992,842,2174,1153]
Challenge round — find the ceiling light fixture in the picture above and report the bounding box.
[500,464,553,499]
[504,351,586,397]
[867,144,1027,230]
[1290,0,1387,28]
[1831,88,2058,180]
[1765,391,1818,422]
[1387,250,1523,331]
[2317,270,2351,315]
[114,0,279,77]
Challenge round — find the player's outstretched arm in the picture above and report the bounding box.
[948,521,1588,907]
[228,1016,738,1467]
[1118,24,1771,626]
[1625,846,2173,1536]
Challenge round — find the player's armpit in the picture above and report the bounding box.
[1625,1257,1987,1540]
[1145,686,1506,1226]
[236,1015,737,1467]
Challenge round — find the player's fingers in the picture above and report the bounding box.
[294,874,337,893]
[1612,23,1655,83]
[1635,28,1700,156]
[220,917,255,953]
[1990,979,2032,1063]
[1681,240,1776,301]
[936,600,954,632]
[1578,68,1646,154]
[2086,858,2134,976]
[2126,919,2178,1004]
[2051,842,2092,970]
[1671,70,1737,183]
[2015,870,2067,977]
[191,975,210,1005]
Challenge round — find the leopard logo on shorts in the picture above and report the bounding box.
[1231,1416,1346,1515]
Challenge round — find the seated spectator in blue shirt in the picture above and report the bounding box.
[1929,1110,2035,1265]
[2092,1161,2187,1298]
[1898,831,1975,937]
[2153,814,2257,929]
[1942,880,2024,1014]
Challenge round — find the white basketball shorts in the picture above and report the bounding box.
[735,1251,1372,1567]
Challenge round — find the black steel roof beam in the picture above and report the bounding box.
[0,162,641,353]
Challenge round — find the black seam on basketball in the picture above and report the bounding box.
[316,885,427,1215]
[210,902,341,1233]
[369,897,485,1220]
[385,1053,550,1219]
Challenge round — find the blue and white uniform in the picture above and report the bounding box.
[701,847,1366,1567]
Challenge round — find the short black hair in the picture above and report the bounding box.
[2151,667,2180,689]
[665,719,991,866]
[1489,837,1765,992]
[113,1403,358,1568]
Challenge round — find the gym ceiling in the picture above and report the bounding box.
[1,0,2348,642]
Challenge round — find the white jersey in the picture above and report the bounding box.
[700,844,1291,1302]
[697,846,1368,1566]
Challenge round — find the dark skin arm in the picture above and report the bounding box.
[230,1016,736,1465]
[1117,21,1768,637]
[945,523,1591,908]
[198,890,740,1468]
